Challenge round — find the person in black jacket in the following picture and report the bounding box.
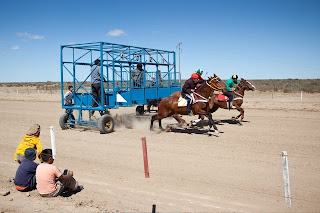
[14,148,38,192]
[181,73,204,116]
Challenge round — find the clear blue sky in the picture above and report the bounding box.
[0,0,319,82]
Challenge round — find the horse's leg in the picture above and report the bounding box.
[150,114,156,130]
[159,112,177,130]
[173,114,186,126]
[158,119,164,131]
[236,107,244,122]
[150,114,164,130]
[207,112,219,133]
[198,105,219,133]
[232,105,243,125]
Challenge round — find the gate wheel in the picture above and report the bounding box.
[98,115,114,134]
[136,105,145,115]
[59,113,75,130]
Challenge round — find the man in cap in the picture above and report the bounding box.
[181,73,204,116]
[195,69,204,81]
[90,59,107,116]
[14,148,38,192]
[224,75,240,108]
[130,63,144,88]
[14,124,43,163]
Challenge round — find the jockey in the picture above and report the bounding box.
[195,69,204,80]
[182,73,204,116]
[224,75,240,108]
[195,69,204,89]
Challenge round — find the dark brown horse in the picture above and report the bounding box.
[150,75,227,132]
[209,78,255,122]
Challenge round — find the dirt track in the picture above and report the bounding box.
[0,89,320,212]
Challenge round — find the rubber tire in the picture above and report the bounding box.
[59,113,75,130]
[136,105,144,116]
[98,114,115,134]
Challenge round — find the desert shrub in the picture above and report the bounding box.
[1,79,319,93]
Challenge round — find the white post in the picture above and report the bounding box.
[50,126,56,159]
[16,89,18,94]
[282,151,291,205]
[300,91,303,101]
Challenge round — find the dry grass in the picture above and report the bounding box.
[0,79,319,93]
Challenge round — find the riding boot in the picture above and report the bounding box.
[187,103,192,115]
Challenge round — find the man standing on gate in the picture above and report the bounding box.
[90,59,106,116]
[131,63,144,88]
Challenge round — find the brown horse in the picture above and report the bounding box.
[170,74,225,99]
[209,78,255,122]
[150,75,227,132]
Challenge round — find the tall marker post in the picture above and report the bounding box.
[50,126,56,159]
[282,151,291,205]
[141,137,150,178]
[177,42,182,84]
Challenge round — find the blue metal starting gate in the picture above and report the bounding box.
[59,42,181,133]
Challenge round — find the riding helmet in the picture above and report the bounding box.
[196,69,203,75]
[232,74,238,79]
[191,73,199,79]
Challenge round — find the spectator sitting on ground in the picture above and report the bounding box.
[14,124,43,164]
[36,149,83,197]
[14,148,38,192]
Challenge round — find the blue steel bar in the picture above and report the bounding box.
[60,41,181,132]
[60,46,64,109]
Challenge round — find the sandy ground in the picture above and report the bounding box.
[0,87,320,212]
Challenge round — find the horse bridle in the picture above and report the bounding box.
[233,80,252,98]
[206,77,223,91]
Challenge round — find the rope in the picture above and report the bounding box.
[233,91,243,98]
[193,92,209,102]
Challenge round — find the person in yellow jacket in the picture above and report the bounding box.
[14,124,43,164]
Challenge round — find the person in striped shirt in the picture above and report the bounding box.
[64,86,73,105]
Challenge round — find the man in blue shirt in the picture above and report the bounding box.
[14,148,38,192]
[91,59,106,116]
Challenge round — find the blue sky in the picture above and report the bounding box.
[0,0,319,82]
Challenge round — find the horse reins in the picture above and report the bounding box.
[206,78,223,91]
[193,77,223,102]
[193,92,209,102]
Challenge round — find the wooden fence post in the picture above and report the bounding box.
[142,137,150,178]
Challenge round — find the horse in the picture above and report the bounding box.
[209,78,255,122]
[170,74,225,98]
[150,75,227,132]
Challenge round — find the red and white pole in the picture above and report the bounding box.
[141,137,150,178]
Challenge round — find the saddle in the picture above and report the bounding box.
[178,93,196,107]
[218,94,229,102]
